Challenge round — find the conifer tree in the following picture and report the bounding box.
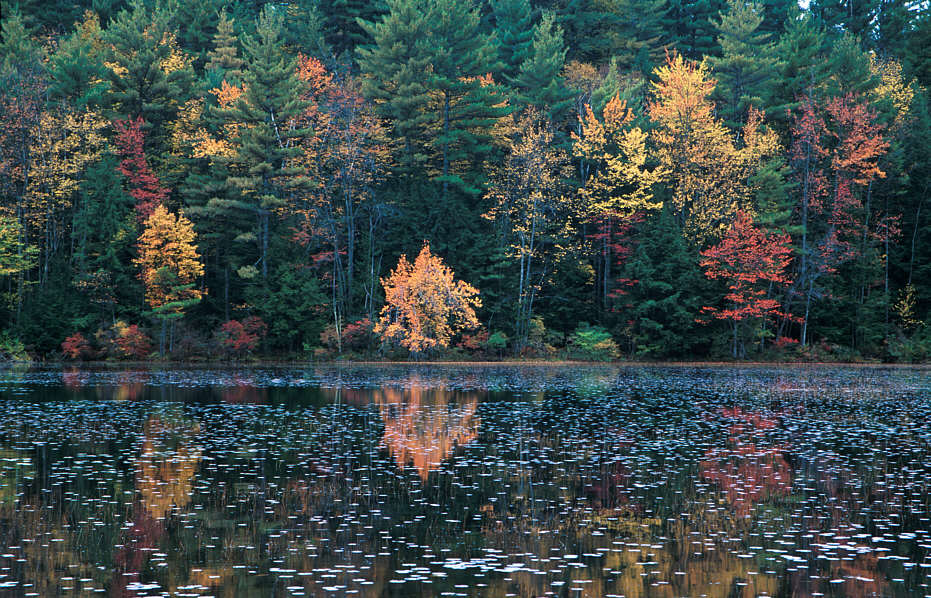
[357,0,433,173]
[602,0,669,75]
[492,0,535,83]
[206,9,245,84]
[47,12,110,110]
[167,0,222,72]
[511,12,575,124]
[226,5,312,280]
[102,0,195,151]
[710,0,780,130]
[664,0,726,59]
[319,0,384,58]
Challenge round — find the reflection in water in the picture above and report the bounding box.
[375,384,479,480]
[0,365,928,597]
[700,407,793,517]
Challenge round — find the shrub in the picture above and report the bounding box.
[569,323,620,361]
[319,318,375,354]
[217,316,268,358]
[61,333,94,360]
[0,332,29,362]
[485,331,509,357]
[96,321,153,360]
[457,329,489,356]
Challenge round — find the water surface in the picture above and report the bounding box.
[0,364,929,597]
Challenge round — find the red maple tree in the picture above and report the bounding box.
[699,211,794,357]
[113,117,169,222]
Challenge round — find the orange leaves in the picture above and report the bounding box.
[134,205,204,313]
[374,244,481,355]
[296,54,332,96]
[699,211,793,325]
[824,94,889,186]
[113,117,168,221]
[210,80,244,108]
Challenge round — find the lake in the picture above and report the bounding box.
[0,364,929,597]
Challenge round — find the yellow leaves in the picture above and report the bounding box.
[158,32,190,75]
[210,80,244,108]
[134,205,205,313]
[374,244,481,355]
[27,109,107,222]
[573,94,663,217]
[871,56,914,127]
[103,60,128,78]
[648,53,780,243]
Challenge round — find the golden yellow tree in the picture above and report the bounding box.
[374,244,480,356]
[134,205,205,354]
[573,93,664,217]
[649,52,779,243]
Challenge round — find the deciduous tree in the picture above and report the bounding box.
[374,243,481,356]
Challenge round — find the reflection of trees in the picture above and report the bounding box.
[375,385,479,480]
[218,376,268,404]
[113,414,201,597]
[700,407,792,517]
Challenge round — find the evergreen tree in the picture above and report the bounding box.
[664,0,726,59]
[620,208,707,357]
[810,0,879,39]
[757,0,796,36]
[492,0,535,83]
[320,0,385,58]
[357,0,433,173]
[102,0,195,151]
[770,10,830,129]
[206,9,245,84]
[47,12,110,110]
[710,0,779,130]
[601,0,669,75]
[226,5,312,280]
[512,12,575,123]
[906,9,931,88]
[0,7,41,75]
[167,0,222,72]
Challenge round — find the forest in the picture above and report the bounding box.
[0,0,929,362]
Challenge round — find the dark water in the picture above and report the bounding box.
[0,364,929,597]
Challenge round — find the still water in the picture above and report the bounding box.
[0,364,928,597]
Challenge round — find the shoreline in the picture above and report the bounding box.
[7,359,930,369]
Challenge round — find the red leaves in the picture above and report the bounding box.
[114,324,153,359]
[113,117,168,222]
[61,333,93,360]
[699,211,793,324]
[217,316,267,357]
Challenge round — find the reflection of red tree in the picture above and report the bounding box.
[219,376,268,404]
[700,408,792,517]
[62,368,86,391]
[375,385,478,481]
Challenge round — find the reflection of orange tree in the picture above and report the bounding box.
[113,415,201,597]
[375,385,479,481]
[700,407,792,518]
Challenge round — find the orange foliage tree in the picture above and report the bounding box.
[134,205,204,354]
[699,211,794,357]
[374,244,481,356]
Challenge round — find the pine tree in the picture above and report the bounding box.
[226,5,312,280]
[710,0,780,130]
[620,208,706,357]
[664,0,726,59]
[492,0,535,83]
[357,0,433,173]
[206,9,245,84]
[511,12,575,123]
[167,0,222,72]
[320,0,385,58]
[102,0,195,151]
[810,0,879,40]
[601,0,669,76]
[47,12,110,110]
[770,10,830,131]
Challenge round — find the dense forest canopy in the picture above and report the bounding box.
[1,0,930,361]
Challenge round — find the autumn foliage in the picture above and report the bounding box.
[216,316,268,357]
[374,244,481,355]
[113,117,169,222]
[700,211,794,356]
[134,205,204,317]
[61,332,93,360]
